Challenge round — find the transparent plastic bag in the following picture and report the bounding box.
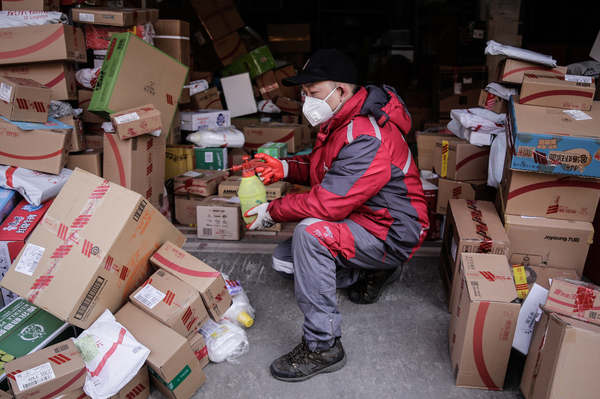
[220,274,255,328]
[198,319,249,364]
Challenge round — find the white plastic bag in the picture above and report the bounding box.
[485,40,557,68]
[186,126,245,148]
[484,82,520,101]
[76,67,101,90]
[199,318,249,364]
[257,100,281,114]
[187,80,210,96]
[447,109,505,146]
[0,11,67,27]
[75,309,150,399]
[488,132,507,189]
[220,274,255,328]
[0,166,72,206]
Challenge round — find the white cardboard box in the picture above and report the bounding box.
[221,73,257,118]
[180,110,231,131]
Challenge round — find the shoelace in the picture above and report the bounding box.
[284,342,311,365]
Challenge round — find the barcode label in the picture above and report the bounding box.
[0,83,12,102]
[134,284,166,309]
[565,75,593,83]
[517,146,535,158]
[564,110,593,121]
[132,345,144,354]
[54,344,69,353]
[15,363,56,391]
[204,152,213,163]
[74,276,105,320]
[114,112,140,124]
[576,82,591,87]
[183,171,202,177]
[15,244,45,276]
[470,281,481,297]
[78,13,95,22]
[203,228,212,236]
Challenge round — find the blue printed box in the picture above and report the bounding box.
[507,96,600,179]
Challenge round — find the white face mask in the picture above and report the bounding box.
[302,86,343,126]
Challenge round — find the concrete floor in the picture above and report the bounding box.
[150,225,526,399]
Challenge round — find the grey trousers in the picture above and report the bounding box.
[272,217,404,351]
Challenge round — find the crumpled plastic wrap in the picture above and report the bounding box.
[488,133,507,189]
[0,166,73,206]
[76,67,101,90]
[85,22,155,50]
[447,108,506,146]
[186,126,245,148]
[485,82,520,101]
[199,319,249,364]
[49,101,75,119]
[485,40,557,68]
[257,100,281,114]
[0,11,68,28]
[567,60,600,78]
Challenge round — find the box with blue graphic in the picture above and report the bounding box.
[0,189,20,225]
[507,96,600,178]
[180,110,230,131]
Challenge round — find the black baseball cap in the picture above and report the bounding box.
[281,49,358,87]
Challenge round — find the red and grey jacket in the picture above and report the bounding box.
[268,85,429,262]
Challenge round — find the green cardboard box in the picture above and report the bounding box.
[258,142,288,159]
[194,148,228,170]
[220,46,276,79]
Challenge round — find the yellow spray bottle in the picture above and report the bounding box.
[238,155,267,224]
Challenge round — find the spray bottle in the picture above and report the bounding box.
[238,155,267,224]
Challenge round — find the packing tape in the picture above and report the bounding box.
[153,35,190,40]
[466,200,493,253]
[441,140,449,178]
[512,265,529,299]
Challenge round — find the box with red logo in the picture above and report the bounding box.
[188,332,209,368]
[520,74,595,111]
[109,104,162,140]
[478,90,507,114]
[189,87,222,111]
[0,76,51,123]
[4,339,86,399]
[130,269,209,339]
[173,170,229,197]
[60,365,150,399]
[448,253,519,390]
[544,277,600,326]
[440,199,510,313]
[496,58,567,84]
[0,63,77,102]
[435,178,495,216]
[0,199,53,280]
[150,241,231,320]
[243,123,309,154]
[433,137,490,181]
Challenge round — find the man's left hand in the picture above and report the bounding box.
[245,202,275,230]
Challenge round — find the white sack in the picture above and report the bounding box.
[0,166,72,206]
[485,40,557,68]
[186,126,245,148]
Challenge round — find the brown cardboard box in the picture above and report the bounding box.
[218,177,290,201]
[544,277,600,325]
[435,178,495,215]
[0,168,185,328]
[4,340,86,399]
[504,214,593,276]
[103,133,166,209]
[281,115,299,124]
[186,0,244,44]
[130,269,209,339]
[520,309,600,399]
[501,160,600,223]
[243,123,309,154]
[415,131,455,171]
[0,76,51,123]
[478,89,508,114]
[188,332,209,368]
[440,199,510,313]
[174,194,203,226]
[66,149,103,177]
[432,65,488,119]
[166,108,181,146]
[255,70,282,102]
[83,133,103,150]
[275,97,302,115]
[165,146,195,181]
[71,8,142,26]
[227,148,248,175]
[448,253,519,390]
[150,241,232,320]
[0,24,86,65]
[525,266,580,291]
[0,119,70,174]
[114,302,206,399]
[196,195,246,241]
[432,138,490,180]
[57,116,84,153]
[190,71,213,85]
[189,87,222,110]
[267,24,311,53]
[192,31,247,71]
[60,364,150,399]
[0,63,77,101]
[273,64,299,100]
[230,116,261,132]
[153,21,191,95]
[496,58,567,84]
[520,74,595,111]
[1,0,59,11]
[84,123,106,136]
[173,170,229,197]
[79,90,107,123]
[109,104,162,140]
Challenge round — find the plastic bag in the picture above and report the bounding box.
[257,100,281,114]
[49,101,75,119]
[485,40,557,68]
[485,82,520,101]
[0,11,67,28]
[220,275,255,328]
[76,67,101,90]
[186,126,245,148]
[447,109,505,146]
[75,309,150,399]
[199,319,249,364]
[0,166,73,206]
[187,80,209,96]
[488,132,507,189]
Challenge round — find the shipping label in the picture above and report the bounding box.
[14,362,55,391]
[14,244,45,276]
[134,284,166,309]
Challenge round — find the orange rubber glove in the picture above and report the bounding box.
[253,153,287,185]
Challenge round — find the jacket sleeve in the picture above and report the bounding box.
[268,135,390,222]
[282,154,311,186]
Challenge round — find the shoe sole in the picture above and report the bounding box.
[271,354,347,382]
[349,265,404,305]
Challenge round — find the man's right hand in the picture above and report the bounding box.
[254,153,287,185]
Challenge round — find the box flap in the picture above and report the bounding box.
[461,253,518,303]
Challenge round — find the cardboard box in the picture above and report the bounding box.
[220,73,257,118]
[520,309,600,399]
[174,195,203,226]
[497,58,567,84]
[165,146,195,181]
[218,177,290,201]
[255,70,282,102]
[56,115,84,153]
[78,90,107,124]
[153,20,190,66]
[114,303,206,399]
[180,110,230,131]
[167,108,181,146]
[0,63,77,101]
[415,132,455,171]
[196,195,246,241]
[478,90,508,114]
[448,253,519,390]
[192,31,247,71]
[83,134,103,150]
[72,8,141,26]
[0,188,20,224]
[421,177,442,241]
[109,104,162,140]
[432,65,488,119]
[243,123,309,154]
[258,142,288,159]
[103,133,166,209]
[189,87,222,110]
[221,46,277,80]
[130,269,209,339]
[500,165,600,222]
[275,97,302,115]
[435,178,494,216]
[281,115,299,124]
[149,241,232,319]
[66,149,103,177]
[0,119,70,175]
[230,116,260,132]
[89,33,188,131]
[186,0,244,44]
[519,74,595,111]
[273,64,299,100]
[0,298,77,386]
[0,169,185,329]
[173,170,228,197]
[5,339,86,399]
[506,96,600,179]
[525,266,580,291]
[544,277,600,325]
[1,0,59,11]
[226,147,248,174]
[188,332,209,368]
[0,199,53,279]
[432,138,490,181]
[440,199,510,313]
[504,214,593,276]
[0,76,51,123]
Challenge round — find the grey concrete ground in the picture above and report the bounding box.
[150,232,526,399]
